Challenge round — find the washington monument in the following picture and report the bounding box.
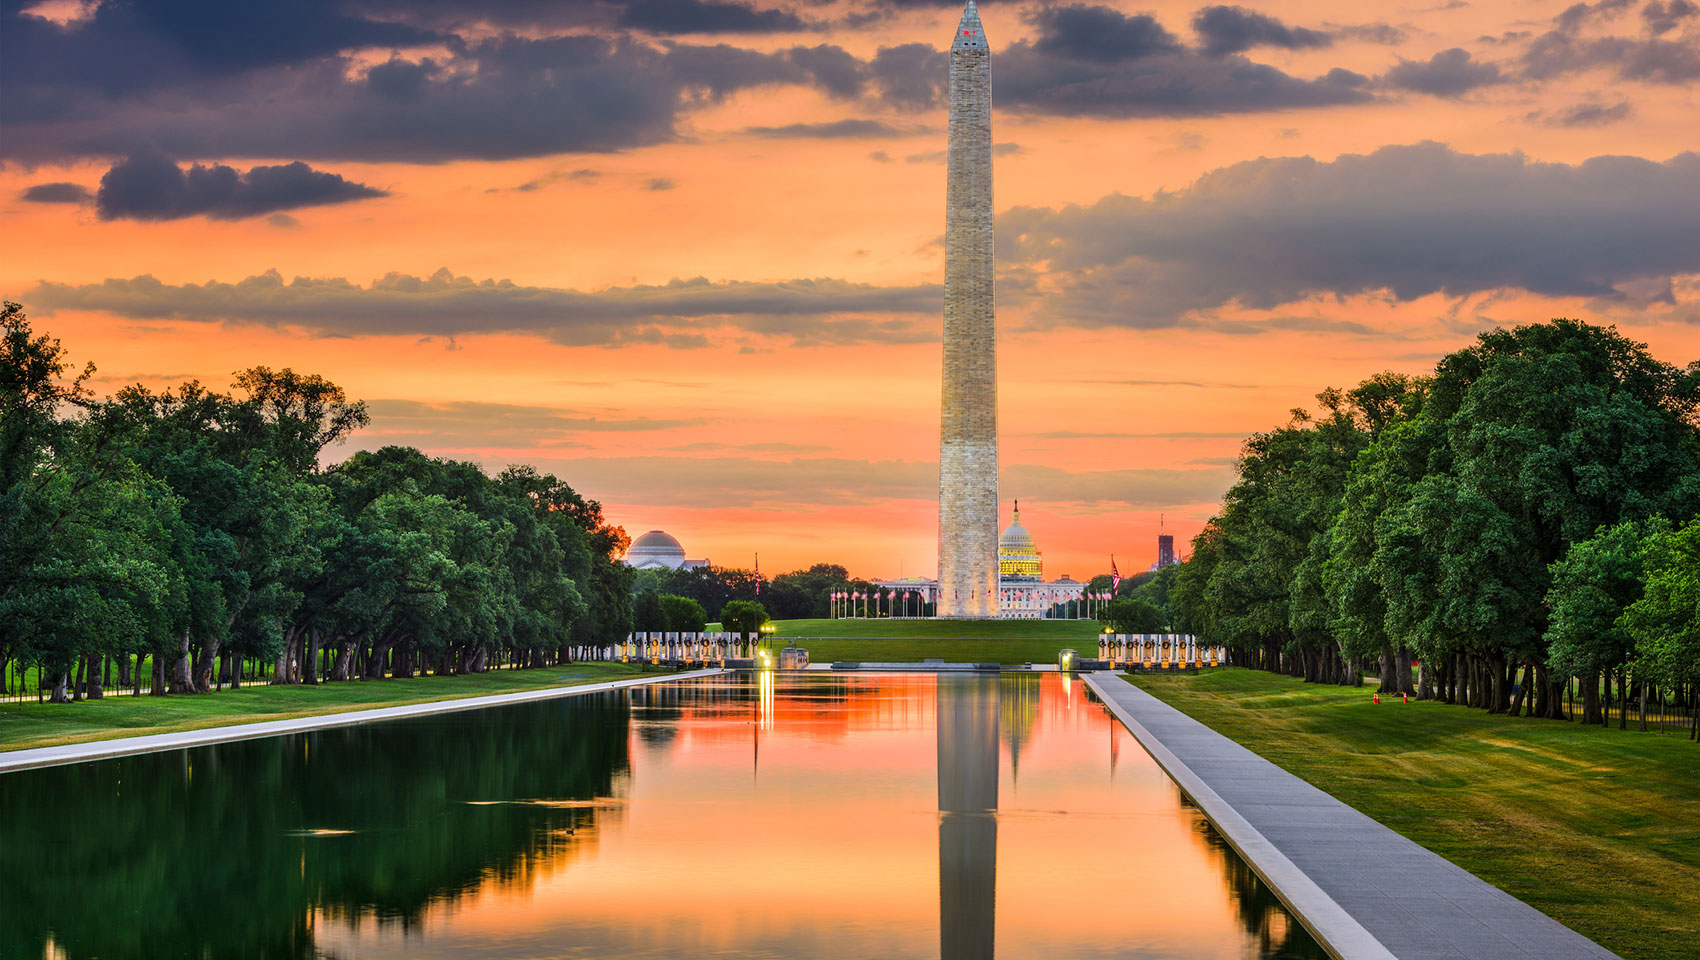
[938,0,998,618]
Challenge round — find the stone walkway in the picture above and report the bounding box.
[1083,674,1620,960]
[0,668,724,775]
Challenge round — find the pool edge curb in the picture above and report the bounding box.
[1082,672,1396,960]
[0,668,725,774]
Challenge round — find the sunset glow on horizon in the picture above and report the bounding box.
[4,0,1696,579]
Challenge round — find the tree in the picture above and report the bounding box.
[632,590,666,632]
[719,600,768,639]
[1621,518,1700,740]
[1101,597,1165,633]
[1546,520,1658,724]
[659,594,707,633]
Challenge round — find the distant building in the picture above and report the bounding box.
[625,530,709,571]
[1148,531,1180,572]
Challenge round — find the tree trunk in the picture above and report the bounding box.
[49,672,69,704]
[166,629,195,694]
[84,655,103,699]
[1582,671,1602,725]
[330,639,357,681]
[1638,677,1648,732]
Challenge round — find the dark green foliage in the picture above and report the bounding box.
[0,305,636,700]
[1174,319,1700,720]
[1101,597,1166,633]
[719,599,768,638]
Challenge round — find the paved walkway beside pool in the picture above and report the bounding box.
[1083,674,1620,960]
[0,668,724,774]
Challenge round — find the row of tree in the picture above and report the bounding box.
[1169,319,1700,734]
[1,303,634,702]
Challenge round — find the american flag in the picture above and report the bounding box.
[1110,556,1121,593]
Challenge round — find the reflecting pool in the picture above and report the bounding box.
[0,672,1325,959]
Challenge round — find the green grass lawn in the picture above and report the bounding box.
[728,617,1103,665]
[0,662,651,753]
[762,617,1099,639]
[1125,668,1700,960]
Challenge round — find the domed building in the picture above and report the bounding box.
[624,530,709,571]
[872,500,1085,619]
[998,501,1042,581]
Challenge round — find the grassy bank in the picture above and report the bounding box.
[719,618,1103,664]
[761,637,1092,665]
[0,663,652,753]
[1125,669,1700,960]
[718,617,1100,640]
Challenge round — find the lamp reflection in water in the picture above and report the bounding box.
[937,674,999,960]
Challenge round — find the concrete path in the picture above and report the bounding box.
[0,668,724,775]
[1083,674,1620,960]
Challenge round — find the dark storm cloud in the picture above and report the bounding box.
[998,143,1700,327]
[20,182,93,204]
[971,4,1371,118]
[617,0,808,33]
[6,1,1390,164]
[1190,5,1332,57]
[1029,5,1182,62]
[1,11,865,165]
[22,269,944,348]
[1385,48,1504,96]
[92,151,386,221]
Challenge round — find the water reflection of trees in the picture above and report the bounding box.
[0,691,632,960]
[1183,801,1331,960]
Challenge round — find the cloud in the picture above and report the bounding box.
[869,42,949,109]
[999,142,1700,328]
[92,151,386,221]
[645,177,677,190]
[741,119,913,138]
[1522,0,1700,84]
[497,454,1233,510]
[25,145,1696,346]
[20,182,92,204]
[616,0,808,34]
[22,268,944,348]
[989,6,1372,118]
[1529,100,1634,126]
[1642,0,1699,35]
[1384,48,1504,96]
[1030,4,1183,62]
[357,399,709,450]
[2,27,865,164]
[904,142,1022,163]
[1332,22,1408,45]
[1190,5,1332,56]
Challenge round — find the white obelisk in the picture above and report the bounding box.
[937,0,998,619]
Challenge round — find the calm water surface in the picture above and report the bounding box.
[2,672,1324,959]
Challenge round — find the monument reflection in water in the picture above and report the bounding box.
[938,676,998,959]
[0,673,1326,959]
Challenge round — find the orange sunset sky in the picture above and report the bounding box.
[2,0,1697,580]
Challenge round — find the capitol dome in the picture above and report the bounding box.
[998,502,1042,581]
[627,530,688,570]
